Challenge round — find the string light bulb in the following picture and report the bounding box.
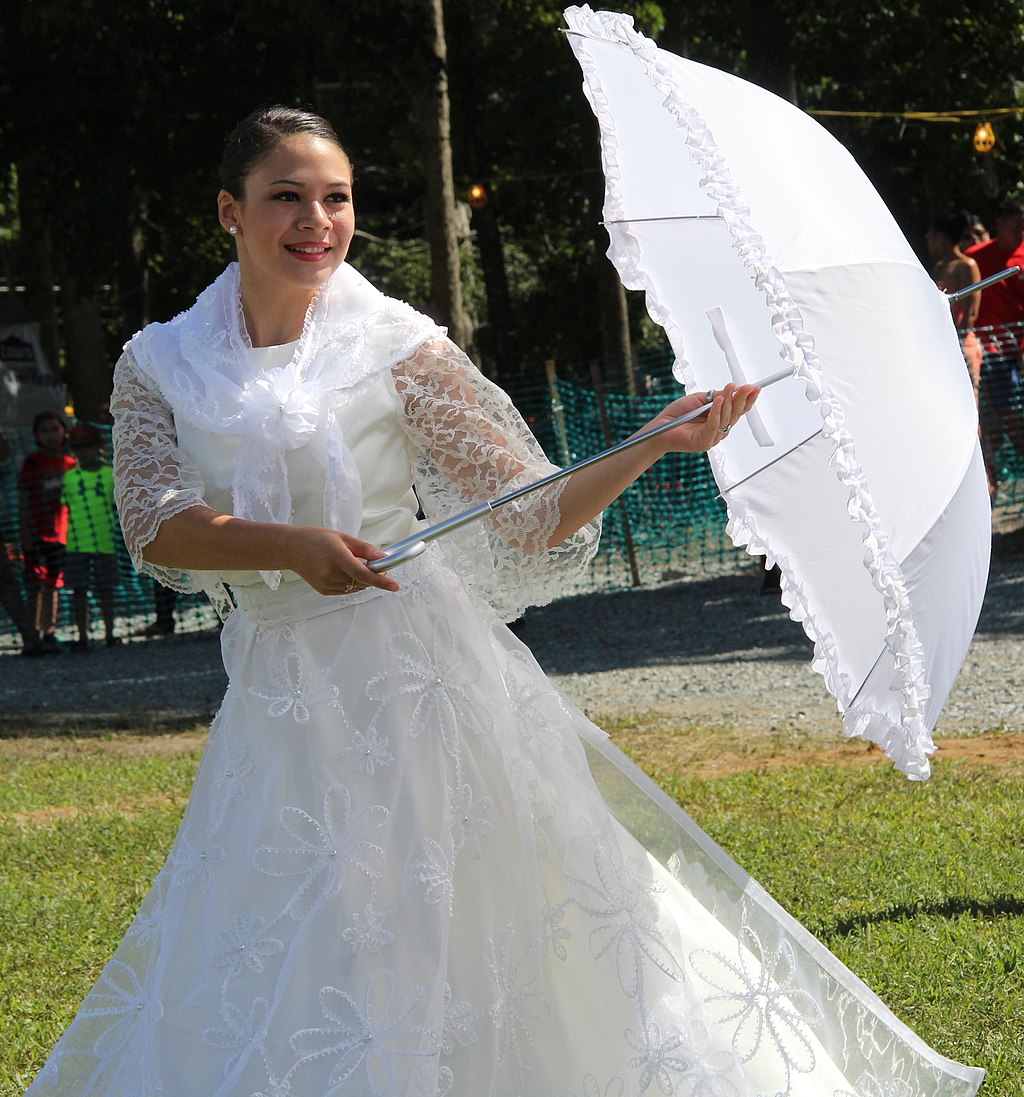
[973,121,996,153]
[468,183,488,209]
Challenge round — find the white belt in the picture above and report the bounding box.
[230,546,442,628]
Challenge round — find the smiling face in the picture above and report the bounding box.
[218,134,355,340]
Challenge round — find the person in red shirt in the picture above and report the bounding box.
[965,200,1024,495]
[18,409,75,652]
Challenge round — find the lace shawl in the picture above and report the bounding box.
[112,269,600,621]
[123,262,440,592]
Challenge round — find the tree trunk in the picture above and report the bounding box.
[471,195,516,381]
[61,277,111,420]
[577,97,634,393]
[736,0,798,104]
[421,0,471,351]
[16,158,61,381]
[120,190,150,336]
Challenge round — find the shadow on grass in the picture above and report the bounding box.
[521,569,812,675]
[829,893,1024,937]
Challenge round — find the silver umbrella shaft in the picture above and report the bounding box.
[369,366,792,572]
[946,265,1021,302]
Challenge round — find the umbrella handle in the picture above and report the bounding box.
[369,367,791,573]
[945,265,1021,302]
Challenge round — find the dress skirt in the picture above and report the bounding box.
[26,551,983,1097]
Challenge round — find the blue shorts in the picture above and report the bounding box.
[64,551,119,591]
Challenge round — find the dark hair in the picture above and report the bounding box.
[32,409,67,434]
[69,423,102,449]
[929,209,971,243]
[219,106,348,197]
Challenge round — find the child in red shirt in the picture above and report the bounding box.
[19,409,75,652]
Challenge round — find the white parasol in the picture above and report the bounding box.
[562,6,991,779]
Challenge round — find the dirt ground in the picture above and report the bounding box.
[3,723,1021,784]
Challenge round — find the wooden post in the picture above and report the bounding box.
[544,359,570,465]
[590,361,642,587]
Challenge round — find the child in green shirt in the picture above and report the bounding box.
[62,423,121,650]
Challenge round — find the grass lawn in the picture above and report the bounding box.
[1,719,1022,1095]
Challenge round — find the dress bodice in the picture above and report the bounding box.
[173,342,421,589]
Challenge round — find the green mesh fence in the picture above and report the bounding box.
[1,330,1021,652]
[1,423,220,653]
[529,370,743,594]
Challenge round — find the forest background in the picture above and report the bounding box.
[2,0,1024,418]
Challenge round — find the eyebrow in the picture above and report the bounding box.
[268,178,351,188]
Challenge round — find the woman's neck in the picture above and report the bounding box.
[239,282,314,348]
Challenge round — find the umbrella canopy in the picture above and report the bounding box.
[564,6,990,779]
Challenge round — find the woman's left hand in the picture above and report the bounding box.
[548,381,760,548]
[647,382,760,456]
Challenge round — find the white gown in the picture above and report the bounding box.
[25,322,983,1097]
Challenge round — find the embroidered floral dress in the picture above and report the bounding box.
[25,264,983,1097]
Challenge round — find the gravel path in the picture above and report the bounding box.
[1,532,1021,739]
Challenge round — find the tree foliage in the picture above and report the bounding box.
[1,0,1022,407]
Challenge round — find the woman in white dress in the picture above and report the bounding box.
[25,107,983,1097]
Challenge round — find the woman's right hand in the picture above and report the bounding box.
[141,507,400,596]
[284,526,401,596]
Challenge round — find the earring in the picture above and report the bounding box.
[228,225,238,235]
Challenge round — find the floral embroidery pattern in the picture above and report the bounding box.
[543,899,573,962]
[340,724,395,775]
[207,740,255,832]
[253,785,387,920]
[249,649,340,724]
[567,845,684,999]
[365,618,492,757]
[79,960,163,1058]
[341,905,395,955]
[214,916,284,978]
[440,983,480,1055]
[566,1076,627,1097]
[449,782,495,858]
[625,1021,693,1095]
[170,830,225,891]
[202,997,271,1078]
[669,1021,740,1097]
[410,838,455,912]
[289,972,437,1095]
[125,896,164,950]
[501,653,553,744]
[690,922,822,1090]
[482,925,550,1071]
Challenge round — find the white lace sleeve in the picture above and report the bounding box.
[111,348,209,593]
[392,339,600,621]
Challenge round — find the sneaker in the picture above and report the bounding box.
[40,633,62,655]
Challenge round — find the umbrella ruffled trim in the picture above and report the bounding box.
[566,6,934,779]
